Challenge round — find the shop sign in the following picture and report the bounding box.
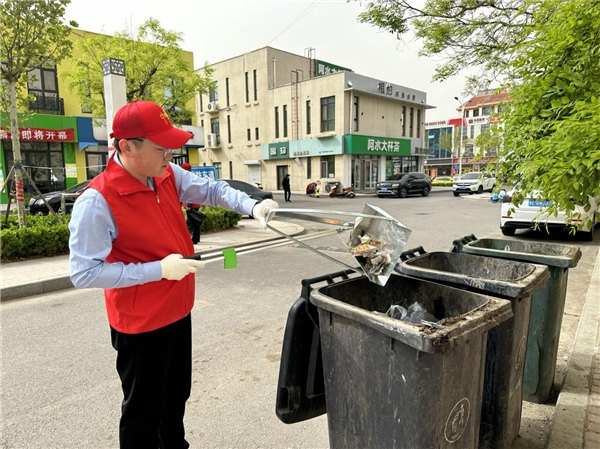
[267,141,289,159]
[0,127,75,142]
[346,135,411,156]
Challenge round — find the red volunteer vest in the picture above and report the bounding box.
[89,157,195,334]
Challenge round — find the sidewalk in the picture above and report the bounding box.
[0,218,303,301]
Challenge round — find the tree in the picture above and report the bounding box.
[65,18,213,124]
[354,0,600,229]
[0,0,77,228]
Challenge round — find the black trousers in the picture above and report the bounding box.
[111,314,192,449]
[284,189,291,201]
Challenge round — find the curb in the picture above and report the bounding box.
[548,249,600,449]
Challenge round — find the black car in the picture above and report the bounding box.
[376,172,431,198]
[221,179,274,201]
[28,180,90,215]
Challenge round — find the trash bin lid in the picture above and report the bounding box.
[464,238,581,268]
[398,251,550,299]
[310,273,512,354]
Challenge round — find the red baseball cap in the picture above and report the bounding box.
[110,100,193,149]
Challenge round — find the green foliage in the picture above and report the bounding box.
[1,216,70,260]
[354,0,600,228]
[199,206,242,232]
[0,0,78,112]
[65,18,213,123]
[353,0,536,89]
[496,0,600,230]
[431,179,454,187]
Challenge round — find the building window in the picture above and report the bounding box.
[210,117,220,144]
[245,72,249,103]
[482,106,492,116]
[320,96,335,132]
[409,107,414,138]
[402,106,406,137]
[473,108,480,117]
[213,162,222,179]
[306,100,311,134]
[227,115,232,143]
[470,125,475,138]
[283,105,288,138]
[352,96,359,132]
[274,106,279,138]
[320,155,335,178]
[229,161,233,179]
[253,69,258,101]
[27,63,63,114]
[255,127,259,140]
[416,109,421,139]
[225,77,230,107]
[209,82,218,102]
[247,128,251,141]
[307,157,311,180]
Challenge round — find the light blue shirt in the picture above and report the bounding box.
[68,158,258,290]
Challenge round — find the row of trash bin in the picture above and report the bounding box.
[276,234,581,449]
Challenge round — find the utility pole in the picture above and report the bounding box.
[454,96,466,176]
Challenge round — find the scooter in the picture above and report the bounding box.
[329,182,356,198]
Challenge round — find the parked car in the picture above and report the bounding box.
[452,172,496,196]
[431,176,454,187]
[376,172,431,198]
[28,180,90,215]
[221,179,274,201]
[498,188,597,240]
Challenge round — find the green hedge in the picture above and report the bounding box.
[0,207,242,261]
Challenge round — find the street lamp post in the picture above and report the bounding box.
[454,96,465,176]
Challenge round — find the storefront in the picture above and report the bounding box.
[1,114,77,203]
[345,134,421,190]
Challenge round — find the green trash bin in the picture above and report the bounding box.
[310,272,512,449]
[396,247,549,449]
[451,234,581,403]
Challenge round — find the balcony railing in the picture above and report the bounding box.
[29,92,64,115]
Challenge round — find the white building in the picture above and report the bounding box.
[194,47,433,191]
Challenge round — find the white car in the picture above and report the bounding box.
[452,172,496,196]
[499,189,597,240]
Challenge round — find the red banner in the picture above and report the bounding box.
[0,127,75,142]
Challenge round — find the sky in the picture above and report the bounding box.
[64,0,470,122]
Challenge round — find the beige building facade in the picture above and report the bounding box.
[194,47,433,192]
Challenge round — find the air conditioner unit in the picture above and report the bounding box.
[207,101,218,112]
[206,133,218,148]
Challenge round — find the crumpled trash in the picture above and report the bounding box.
[384,301,439,324]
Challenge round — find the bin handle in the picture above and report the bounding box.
[398,245,428,262]
[449,234,478,253]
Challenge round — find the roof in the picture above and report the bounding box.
[458,91,512,111]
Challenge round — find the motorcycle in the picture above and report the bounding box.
[328,181,355,198]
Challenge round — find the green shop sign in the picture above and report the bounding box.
[266,141,289,159]
[345,135,411,156]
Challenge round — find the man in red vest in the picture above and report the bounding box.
[68,100,277,448]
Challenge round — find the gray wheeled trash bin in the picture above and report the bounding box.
[396,247,549,449]
[310,272,512,449]
[452,234,581,403]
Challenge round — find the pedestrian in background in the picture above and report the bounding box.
[181,162,204,244]
[282,173,291,202]
[68,100,277,449]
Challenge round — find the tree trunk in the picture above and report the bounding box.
[8,80,27,228]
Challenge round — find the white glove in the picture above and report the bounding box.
[160,254,205,281]
[252,199,279,229]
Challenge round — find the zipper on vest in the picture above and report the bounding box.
[156,194,160,204]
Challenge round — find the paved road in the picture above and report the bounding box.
[1,192,597,448]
